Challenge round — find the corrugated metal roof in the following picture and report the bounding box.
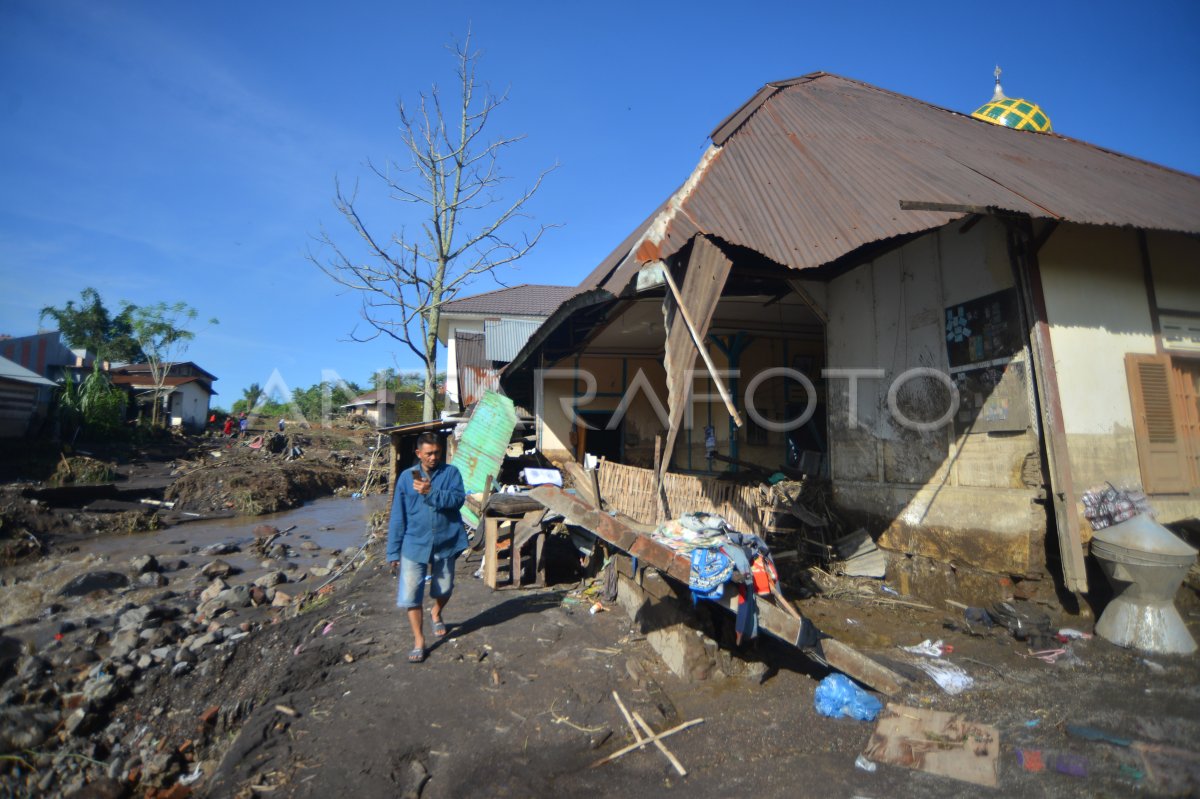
[483,319,542,362]
[0,355,56,387]
[440,284,577,316]
[584,72,1200,294]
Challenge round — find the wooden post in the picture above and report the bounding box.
[484,517,500,589]
[660,263,743,427]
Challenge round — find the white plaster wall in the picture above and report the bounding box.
[442,318,485,406]
[169,382,211,431]
[1039,224,1155,437]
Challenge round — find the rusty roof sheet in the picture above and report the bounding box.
[584,72,1200,294]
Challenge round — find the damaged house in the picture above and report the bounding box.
[502,72,1200,603]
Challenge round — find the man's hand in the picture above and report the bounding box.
[389,560,399,576]
[413,476,431,496]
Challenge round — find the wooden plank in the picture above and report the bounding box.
[561,461,597,507]
[483,517,501,590]
[530,486,907,696]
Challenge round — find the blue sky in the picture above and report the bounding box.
[1,0,1197,406]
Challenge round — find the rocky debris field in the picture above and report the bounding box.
[0,518,377,798]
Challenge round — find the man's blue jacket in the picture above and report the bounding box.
[386,462,468,563]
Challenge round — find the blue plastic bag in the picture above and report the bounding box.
[814,674,883,721]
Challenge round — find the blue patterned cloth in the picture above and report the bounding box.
[689,548,733,600]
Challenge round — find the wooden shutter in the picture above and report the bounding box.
[1126,353,1190,493]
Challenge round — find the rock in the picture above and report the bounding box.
[65,775,128,798]
[215,586,250,609]
[150,647,171,662]
[17,655,52,685]
[170,661,192,678]
[0,705,59,751]
[198,579,229,604]
[253,572,286,588]
[64,648,100,669]
[64,707,95,736]
[136,654,152,670]
[116,663,136,681]
[137,573,168,588]
[253,524,279,537]
[201,542,240,556]
[140,628,170,648]
[82,674,118,707]
[59,571,130,597]
[0,635,21,683]
[299,540,319,551]
[248,586,267,606]
[140,749,181,787]
[309,567,331,578]
[267,544,288,560]
[110,629,140,660]
[271,589,293,607]
[325,557,342,570]
[201,559,236,579]
[174,645,197,665]
[129,555,159,574]
[187,633,217,653]
[58,620,78,634]
[117,607,154,631]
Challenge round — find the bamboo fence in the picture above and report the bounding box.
[597,460,762,530]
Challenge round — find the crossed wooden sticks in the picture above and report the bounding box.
[591,691,704,776]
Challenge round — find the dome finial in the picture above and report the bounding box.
[992,65,1006,101]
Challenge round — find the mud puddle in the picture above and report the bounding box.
[0,494,389,632]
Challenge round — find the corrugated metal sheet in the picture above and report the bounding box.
[448,390,518,528]
[484,319,542,362]
[455,331,501,409]
[583,72,1200,295]
[440,284,576,316]
[0,377,39,437]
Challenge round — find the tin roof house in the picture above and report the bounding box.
[501,72,1200,603]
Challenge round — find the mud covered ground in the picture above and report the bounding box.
[0,425,381,564]
[3,515,1196,799]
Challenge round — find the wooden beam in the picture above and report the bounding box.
[531,486,907,696]
[660,260,743,427]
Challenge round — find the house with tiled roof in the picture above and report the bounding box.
[436,284,574,412]
[110,361,217,432]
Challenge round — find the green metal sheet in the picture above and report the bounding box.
[449,390,518,528]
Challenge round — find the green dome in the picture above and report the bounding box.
[970,66,1052,132]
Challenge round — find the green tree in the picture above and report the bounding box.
[57,364,127,440]
[128,301,217,427]
[310,32,554,421]
[39,288,143,362]
[241,383,263,413]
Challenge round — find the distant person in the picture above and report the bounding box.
[387,432,466,664]
[239,412,248,437]
[222,417,234,437]
[278,418,286,433]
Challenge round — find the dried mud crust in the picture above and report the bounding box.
[165,460,354,515]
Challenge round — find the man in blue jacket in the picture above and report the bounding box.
[386,432,467,663]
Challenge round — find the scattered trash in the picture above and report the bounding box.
[880,585,899,596]
[854,754,877,773]
[589,601,607,615]
[1025,719,1040,728]
[1016,748,1045,772]
[1051,752,1088,778]
[901,638,948,657]
[912,660,974,695]
[1057,628,1091,640]
[814,674,883,721]
[274,704,298,717]
[179,765,205,785]
[990,600,1052,643]
[866,703,999,787]
[1067,724,1132,747]
[1028,648,1068,664]
[1141,658,1166,674]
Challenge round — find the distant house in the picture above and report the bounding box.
[0,355,57,437]
[110,362,217,432]
[436,284,575,412]
[341,389,424,428]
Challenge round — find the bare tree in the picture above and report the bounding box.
[309,33,555,421]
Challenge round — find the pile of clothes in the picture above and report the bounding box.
[652,512,780,643]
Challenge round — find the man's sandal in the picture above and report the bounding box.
[431,619,447,639]
[408,648,426,663]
